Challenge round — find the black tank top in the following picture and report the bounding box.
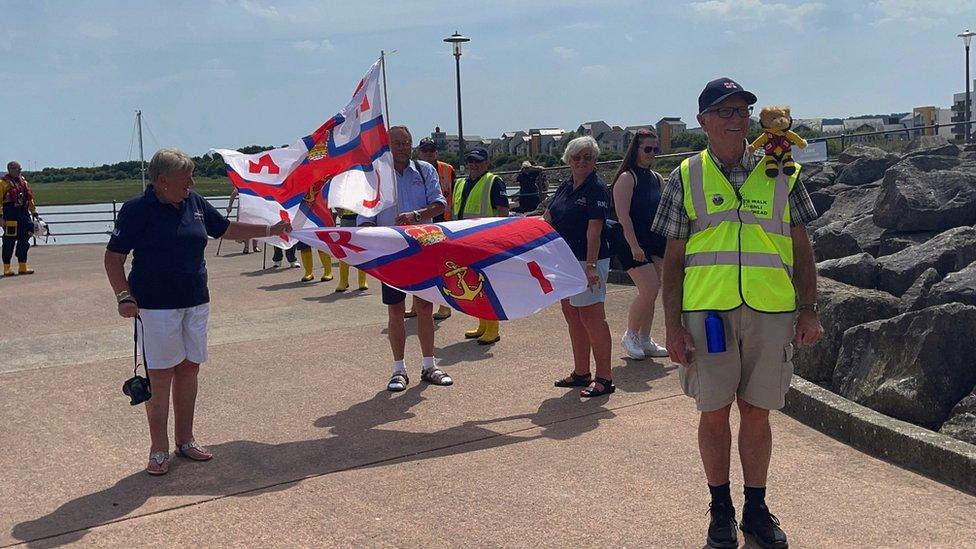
[627,166,666,257]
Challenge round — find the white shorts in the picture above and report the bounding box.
[136,304,210,369]
[568,258,610,307]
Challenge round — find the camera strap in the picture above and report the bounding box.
[133,315,149,376]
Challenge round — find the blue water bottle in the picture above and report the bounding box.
[705,311,726,354]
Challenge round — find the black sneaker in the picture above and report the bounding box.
[706,501,738,549]
[740,504,788,549]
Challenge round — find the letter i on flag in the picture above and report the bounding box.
[209,60,395,248]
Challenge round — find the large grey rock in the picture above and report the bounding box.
[811,216,884,261]
[899,267,942,313]
[817,253,880,289]
[939,391,976,445]
[902,134,960,158]
[877,230,940,257]
[877,226,976,296]
[837,144,888,164]
[833,303,976,429]
[834,153,899,186]
[873,155,976,231]
[805,161,842,191]
[808,186,879,232]
[920,260,976,308]
[794,278,899,382]
[808,190,835,214]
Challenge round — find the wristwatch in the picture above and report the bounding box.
[586,262,597,268]
[798,303,818,313]
[116,290,135,304]
[413,210,421,222]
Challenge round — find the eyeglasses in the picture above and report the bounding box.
[703,105,753,119]
[641,145,661,154]
[570,154,595,162]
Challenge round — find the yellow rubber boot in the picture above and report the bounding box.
[299,249,314,281]
[18,263,34,275]
[465,318,486,339]
[318,251,333,281]
[433,305,452,320]
[477,320,500,345]
[357,269,368,290]
[3,263,14,276]
[336,262,350,292]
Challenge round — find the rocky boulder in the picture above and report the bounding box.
[804,161,843,191]
[794,278,899,382]
[833,303,976,429]
[817,253,880,289]
[811,216,884,261]
[808,186,879,232]
[877,226,976,296]
[873,155,976,231]
[899,267,942,313]
[834,152,899,187]
[837,144,888,164]
[877,230,940,257]
[939,391,976,445]
[919,260,976,308]
[902,134,960,158]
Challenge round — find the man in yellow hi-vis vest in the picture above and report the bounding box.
[651,78,823,549]
[453,146,509,344]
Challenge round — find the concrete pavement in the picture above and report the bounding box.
[1,242,974,547]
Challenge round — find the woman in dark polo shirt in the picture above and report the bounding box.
[104,148,290,475]
[544,136,614,398]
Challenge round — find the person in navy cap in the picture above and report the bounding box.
[651,78,822,549]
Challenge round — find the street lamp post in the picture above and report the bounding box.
[959,30,975,143]
[444,31,470,170]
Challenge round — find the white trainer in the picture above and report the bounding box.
[290,261,302,268]
[641,335,669,357]
[621,331,646,360]
[271,261,281,268]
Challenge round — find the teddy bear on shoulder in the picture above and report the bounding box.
[748,106,807,178]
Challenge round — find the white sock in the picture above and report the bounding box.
[421,356,436,371]
[392,360,406,375]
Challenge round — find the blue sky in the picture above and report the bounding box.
[3,0,975,169]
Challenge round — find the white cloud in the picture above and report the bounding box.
[292,39,335,52]
[240,0,279,20]
[78,22,119,40]
[552,46,577,60]
[691,0,826,31]
[871,0,976,29]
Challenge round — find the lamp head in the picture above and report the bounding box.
[960,29,976,48]
[444,31,470,57]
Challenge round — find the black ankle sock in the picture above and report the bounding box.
[708,482,733,506]
[744,486,766,509]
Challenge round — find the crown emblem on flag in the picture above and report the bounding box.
[404,224,447,247]
[306,141,329,161]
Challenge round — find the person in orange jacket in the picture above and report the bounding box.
[1,161,40,275]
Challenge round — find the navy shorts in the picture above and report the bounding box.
[381,283,407,305]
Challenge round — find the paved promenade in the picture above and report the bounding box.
[1,242,974,547]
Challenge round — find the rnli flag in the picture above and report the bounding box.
[209,60,394,247]
[290,217,587,320]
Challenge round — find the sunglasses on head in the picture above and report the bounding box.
[703,105,754,119]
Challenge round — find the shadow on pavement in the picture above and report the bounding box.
[12,384,612,547]
[613,359,676,394]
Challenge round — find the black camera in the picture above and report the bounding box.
[122,375,152,406]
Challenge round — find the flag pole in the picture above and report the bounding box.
[380,50,398,216]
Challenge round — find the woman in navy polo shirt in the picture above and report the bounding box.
[544,136,614,398]
[104,148,290,475]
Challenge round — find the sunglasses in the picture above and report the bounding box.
[641,145,661,154]
[703,105,754,119]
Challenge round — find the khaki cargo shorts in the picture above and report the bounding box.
[678,307,796,412]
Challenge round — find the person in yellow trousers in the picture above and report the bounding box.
[452,146,509,344]
[297,242,332,282]
[335,208,368,292]
[1,161,40,275]
[405,138,455,320]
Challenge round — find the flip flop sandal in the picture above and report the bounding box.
[146,451,171,475]
[388,373,409,392]
[581,377,616,398]
[421,368,453,386]
[175,441,213,461]
[554,371,591,388]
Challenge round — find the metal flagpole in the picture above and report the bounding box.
[380,51,399,216]
[137,110,146,192]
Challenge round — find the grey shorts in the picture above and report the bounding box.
[568,258,610,307]
[678,307,796,412]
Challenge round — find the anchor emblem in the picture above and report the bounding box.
[442,261,485,301]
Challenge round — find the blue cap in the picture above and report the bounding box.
[465,146,488,162]
[698,77,757,113]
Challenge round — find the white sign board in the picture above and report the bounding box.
[792,140,828,163]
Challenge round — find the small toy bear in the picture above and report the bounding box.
[748,106,807,178]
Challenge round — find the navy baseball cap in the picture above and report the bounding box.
[698,77,757,113]
[418,137,437,151]
[465,147,489,162]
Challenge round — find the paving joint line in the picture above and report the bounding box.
[6,391,684,547]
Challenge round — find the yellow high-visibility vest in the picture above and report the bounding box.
[453,171,499,220]
[680,151,798,313]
